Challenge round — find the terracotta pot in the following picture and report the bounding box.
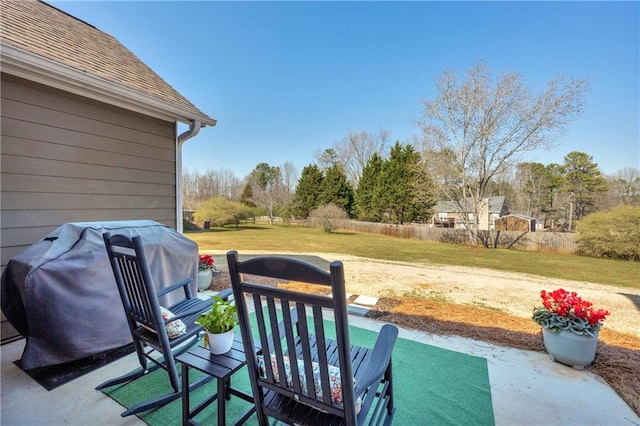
[206,329,234,355]
[197,270,212,292]
[542,327,598,370]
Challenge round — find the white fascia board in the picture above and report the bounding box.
[1,44,216,127]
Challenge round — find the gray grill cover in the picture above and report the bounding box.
[1,220,198,369]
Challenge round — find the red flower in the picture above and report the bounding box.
[587,309,610,325]
[536,287,609,333]
[198,254,215,271]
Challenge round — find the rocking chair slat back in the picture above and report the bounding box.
[97,233,215,417]
[227,250,398,426]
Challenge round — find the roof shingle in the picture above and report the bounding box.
[1,0,212,122]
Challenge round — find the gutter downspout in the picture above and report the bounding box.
[176,120,202,233]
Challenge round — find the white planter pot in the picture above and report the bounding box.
[197,270,212,292]
[542,327,598,370]
[206,329,235,355]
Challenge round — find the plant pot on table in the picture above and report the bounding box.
[205,329,235,355]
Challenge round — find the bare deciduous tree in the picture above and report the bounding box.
[338,129,391,186]
[419,61,589,244]
[281,161,299,193]
[247,163,293,225]
[612,168,640,206]
[316,129,390,186]
[182,168,243,210]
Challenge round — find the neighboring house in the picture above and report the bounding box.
[1,1,215,339]
[431,196,509,230]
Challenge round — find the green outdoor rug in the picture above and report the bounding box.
[101,323,494,425]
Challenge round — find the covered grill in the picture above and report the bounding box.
[1,220,198,369]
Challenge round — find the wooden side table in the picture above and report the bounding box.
[177,336,255,426]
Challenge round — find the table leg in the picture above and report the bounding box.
[182,363,190,426]
[217,377,225,426]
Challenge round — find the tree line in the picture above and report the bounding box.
[185,62,639,237]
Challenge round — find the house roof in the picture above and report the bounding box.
[432,200,460,214]
[434,196,506,213]
[0,0,216,126]
[487,196,506,212]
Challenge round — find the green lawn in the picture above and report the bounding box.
[187,225,640,290]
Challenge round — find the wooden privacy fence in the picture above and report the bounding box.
[327,220,577,253]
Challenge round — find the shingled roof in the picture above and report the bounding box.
[0,0,215,126]
[433,196,507,214]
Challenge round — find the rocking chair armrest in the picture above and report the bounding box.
[216,288,233,301]
[163,289,233,325]
[354,324,398,396]
[156,278,193,297]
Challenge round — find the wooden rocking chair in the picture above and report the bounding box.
[227,250,398,426]
[96,233,228,417]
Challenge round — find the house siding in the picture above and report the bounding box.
[431,196,507,230]
[0,74,178,267]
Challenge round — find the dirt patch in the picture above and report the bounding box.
[204,251,640,415]
[209,251,640,339]
[208,270,281,292]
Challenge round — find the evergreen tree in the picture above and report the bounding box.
[253,162,280,188]
[411,155,438,223]
[239,182,255,207]
[561,151,608,230]
[512,162,562,219]
[291,164,324,219]
[355,153,384,221]
[319,164,355,216]
[316,148,339,171]
[377,142,430,224]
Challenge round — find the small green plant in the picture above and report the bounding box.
[196,296,238,334]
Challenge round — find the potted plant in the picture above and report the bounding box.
[196,295,238,354]
[197,254,216,291]
[532,288,610,370]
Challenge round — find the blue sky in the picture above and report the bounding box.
[54,1,638,179]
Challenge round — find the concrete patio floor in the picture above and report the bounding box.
[1,294,638,426]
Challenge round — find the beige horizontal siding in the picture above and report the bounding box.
[2,155,175,184]
[2,117,174,163]
[1,75,179,267]
[1,174,175,195]
[1,209,176,231]
[3,192,175,210]
[2,77,173,142]
[2,134,173,173]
